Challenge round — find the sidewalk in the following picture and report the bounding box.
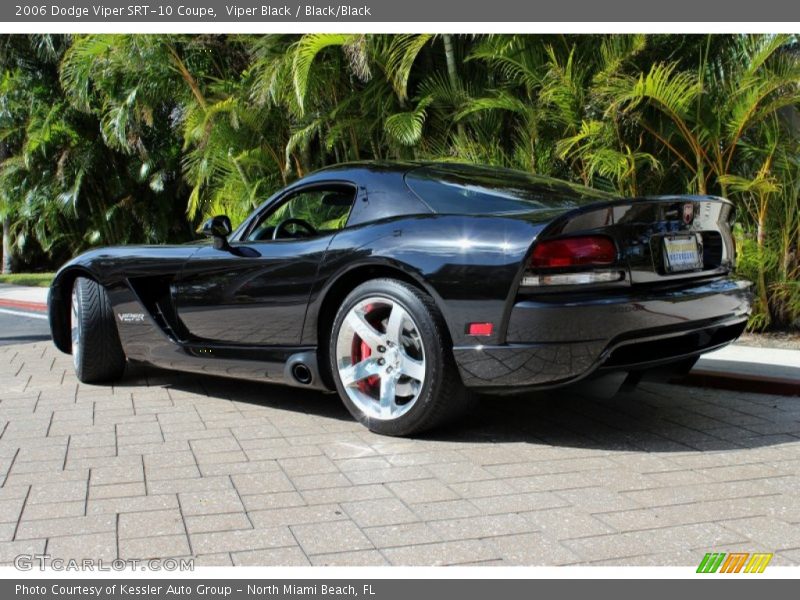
[691,345,800,394]
[0,283,797,392]
[0,283,48,313]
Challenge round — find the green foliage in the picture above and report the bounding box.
[385,97,432,146]
[0,33,798,329]
[0,272,54,287]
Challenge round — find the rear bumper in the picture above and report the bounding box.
[453,276,751,389]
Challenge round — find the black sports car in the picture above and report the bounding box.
[49,162,751,435]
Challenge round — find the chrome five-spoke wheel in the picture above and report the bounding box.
[335,296,426,420]
[330,278,472,436]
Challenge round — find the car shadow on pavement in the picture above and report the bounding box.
[120,362,797,453]
[0,333,52,346]
[120,361,355,423]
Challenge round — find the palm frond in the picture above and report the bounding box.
[291,34,354,113]
[385,96,432,146]
[384,34,434,101]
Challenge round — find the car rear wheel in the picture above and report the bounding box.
[71,277,126,383]
[329,278,471,436]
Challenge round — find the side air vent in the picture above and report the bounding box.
[126,276,189,342]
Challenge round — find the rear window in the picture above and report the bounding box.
[405,164,611,215]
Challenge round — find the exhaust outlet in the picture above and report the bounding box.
[291,363,313,385]
[284,351,329,391]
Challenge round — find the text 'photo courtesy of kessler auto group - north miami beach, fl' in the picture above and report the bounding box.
[1,0,800,598]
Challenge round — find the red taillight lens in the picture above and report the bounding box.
[531,236,617,268]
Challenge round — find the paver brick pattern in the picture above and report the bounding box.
[1,341,799,566]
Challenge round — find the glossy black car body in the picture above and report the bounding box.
[49,161,751,397]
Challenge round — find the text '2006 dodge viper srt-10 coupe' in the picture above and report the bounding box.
[48,162,751,435]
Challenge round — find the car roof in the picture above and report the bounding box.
[315,160,419,175]
[315,161,614,201]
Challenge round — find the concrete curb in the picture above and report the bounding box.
[0,284,48,313]
[0,298,47,312]
[686,345,800,396]
[681,371,800,396]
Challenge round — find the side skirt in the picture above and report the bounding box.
[108,282,331,391]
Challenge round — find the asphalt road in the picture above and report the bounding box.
[0,308,51,346]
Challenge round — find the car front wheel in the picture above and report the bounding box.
[329,278,471,436]
[71,277,126,383]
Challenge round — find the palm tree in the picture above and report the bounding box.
[597,35,800,195]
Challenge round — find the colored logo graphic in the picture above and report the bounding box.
[696,552,773,573]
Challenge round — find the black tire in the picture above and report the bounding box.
[70,277,126,383]
[329,278,471,436]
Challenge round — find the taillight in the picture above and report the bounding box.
[523,235,624,287]
[531,236,617,268]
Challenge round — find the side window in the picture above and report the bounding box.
[247,185,356,241]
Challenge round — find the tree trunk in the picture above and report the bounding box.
[2,214,11,274]
[755,203,770,327]
[0,140,10,274]
[442,35,459,91]
[442,35,466,140]
[696,159,706,195]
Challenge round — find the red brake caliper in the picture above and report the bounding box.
[351,306,380,394]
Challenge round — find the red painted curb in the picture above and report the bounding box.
[0,298,47,313]
[680,371,800,396]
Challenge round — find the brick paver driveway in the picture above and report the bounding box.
[1,340,799,567]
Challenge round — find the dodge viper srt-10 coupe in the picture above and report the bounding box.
[49,162,751,435]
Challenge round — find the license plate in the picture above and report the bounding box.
[663,236,702,272]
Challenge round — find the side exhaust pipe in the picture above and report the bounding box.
[283,351,331,391]
[291,363,313,385]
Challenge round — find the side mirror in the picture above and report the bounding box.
[200,215,232,250]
